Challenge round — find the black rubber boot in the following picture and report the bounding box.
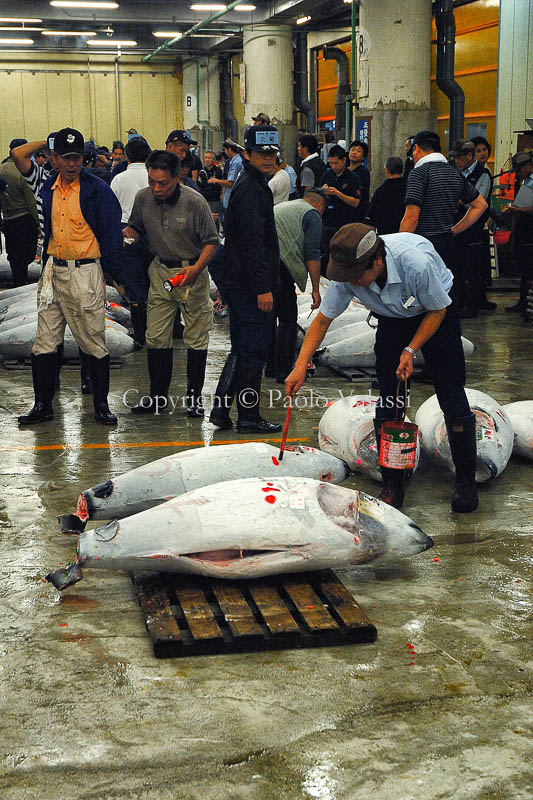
[275,321,298,384]
[505,277,527,312]
[89,354,117,424]
[459,281,478,319]
[79,347,92,394]
[374,419,405,509]
[236,366,281,434]
[186,348,207,418]
[18,352,57,425]
[445,413,479,513]
[55,342,64,390]
[130,302,147,346]
[209,351,238,429]
[131,348,173,415]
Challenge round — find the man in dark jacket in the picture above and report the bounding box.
[210,125,282,434]
[17,127,123,427]
[366,156,406,234]
[296,134,327,197]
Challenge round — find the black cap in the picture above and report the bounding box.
[512,151,533,169]
[449,138,475,158]
[165,129,198,146]
[244,124,279,152]
[53,127,84,157]
[9,138,27,152]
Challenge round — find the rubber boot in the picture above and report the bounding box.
[89,354,117,425]
[506,277,527,312]
[18,352,57,425]
[209,351,238,429]
[10,260,29,288]
[130,302,147,346]
[186,348,207,418]
[477,284,497,311]
[374,419,405,509]
[459,281,478,319]
[131,348,173,415]
[79,347,92,395]
[236,366,281,434]
[275,321,298,384]
[445,413,479,513]
[55,341,64,390]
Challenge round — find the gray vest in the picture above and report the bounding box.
[274,199,316,290]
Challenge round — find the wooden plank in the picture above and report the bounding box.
[211,583,263,639]
[315,572,375,632]
[173,583,223,641]
[248,581,300,636]
[281,576,338,632]
[134,575,181,646]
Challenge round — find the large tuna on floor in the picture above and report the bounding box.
[0,311,131,337]
[502,400,533,460]
[46,476,434,589]
[0,319,135,359]
[58,442,350,533]
[298,305,368,333]
[318,395,420,480]
[415,388,514,481]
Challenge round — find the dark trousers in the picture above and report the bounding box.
[455,237,484,309]
[2,213,38,287]
[227,287,274,369]
[374,296,470,423]
[208,243,228,305]
[119,223,151,304]
[274,261,298,324]
[424,231,457,273]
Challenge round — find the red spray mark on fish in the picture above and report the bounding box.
[262,487,280,492]
[265,495,277,504]
[271,457,279,466]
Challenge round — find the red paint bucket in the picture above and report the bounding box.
[493,229,511,246]
[378,381,418,470]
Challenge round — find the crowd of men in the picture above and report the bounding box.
[0,115,531,469]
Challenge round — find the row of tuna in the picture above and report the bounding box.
[0,282,135,359]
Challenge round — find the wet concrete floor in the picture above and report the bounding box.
[0,294,532,800]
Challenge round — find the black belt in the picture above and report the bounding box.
[49,256,97,267]
[160,259,183,269]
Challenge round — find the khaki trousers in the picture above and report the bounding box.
[32,259,108,359]
[146,257,212,350]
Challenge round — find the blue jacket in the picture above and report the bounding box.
[40,167,123,277]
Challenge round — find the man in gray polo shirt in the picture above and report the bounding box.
[122,150,219,417]
[286,224,479,515]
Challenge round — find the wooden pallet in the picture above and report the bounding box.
[132,570,377,659]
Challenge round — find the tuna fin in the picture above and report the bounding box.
[57,514,87,534]
[46,562,83,591]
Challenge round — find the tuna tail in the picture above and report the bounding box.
[46,562,83,591]
[57,514,87,534]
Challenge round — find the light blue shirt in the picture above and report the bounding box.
[284,164,297,194]
[320,233,453,320]
[223,154,243,208]
[523,175,533,190]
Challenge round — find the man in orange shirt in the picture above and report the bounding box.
[18,127,123,426]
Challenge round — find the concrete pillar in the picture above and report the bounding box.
[495,0,533,174]
[182,57,222,156]
[242,24,297,164]
[357,0,436,190]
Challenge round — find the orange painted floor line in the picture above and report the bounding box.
[0,437,310,453]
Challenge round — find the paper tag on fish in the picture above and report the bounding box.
[289,494,306,510]
[359,496,385,521]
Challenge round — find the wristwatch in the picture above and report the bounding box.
[403,346,417,358]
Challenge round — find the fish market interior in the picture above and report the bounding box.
[0,1,532,798]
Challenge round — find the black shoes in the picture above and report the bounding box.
[18,401,54,425]
[236,418,282,434]
[94,402,117,425]
[235,365,281,434]
[18,353,57,426]
[209,351,239,429]
[131,348,173,416]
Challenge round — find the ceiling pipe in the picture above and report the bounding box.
[295,32,316,134]
[142,0,245,63]
[322,45,350,142]
[435,0,464,149]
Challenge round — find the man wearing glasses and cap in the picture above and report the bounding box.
[209,125,282,434]
[165,129,202,182]
[207,139,243,223]
[286,224,480,515]
[503,151,533,320]
[17,127,123,427]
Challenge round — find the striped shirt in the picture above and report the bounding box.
[23,160,53,234]
[406,155,478,236]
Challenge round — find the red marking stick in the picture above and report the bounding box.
[163,273,185,293]
[278,402,293,462]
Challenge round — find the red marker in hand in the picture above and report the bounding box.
[163,273,185,293]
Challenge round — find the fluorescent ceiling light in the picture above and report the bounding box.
[234,4,256,9]
[190,4,226,9]
[153,31,183,38]
[87,39,136,46]
[50,2,119,8]
[0,38,34,44]
[191,33,225,37]
[0,17,42,23]
[42,30,97,36]
[296,15,311,24]
[0,26,44,31]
